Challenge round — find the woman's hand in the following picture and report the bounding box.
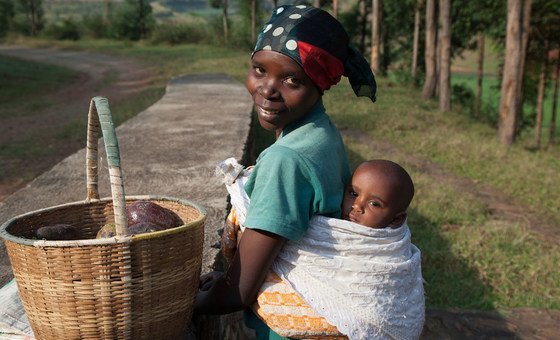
[199,271,224,291]
[193,228,285,315]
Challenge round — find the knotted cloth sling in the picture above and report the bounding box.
[217,158,425,340]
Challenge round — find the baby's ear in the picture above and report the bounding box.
[389,211,407,228]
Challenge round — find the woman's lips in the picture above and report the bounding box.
[256,105,284,123]
[257,105,280,116]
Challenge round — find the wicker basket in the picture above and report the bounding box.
[0,97,206,340]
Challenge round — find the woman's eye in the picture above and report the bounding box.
[284,77,300,87]
[349,190,358,198]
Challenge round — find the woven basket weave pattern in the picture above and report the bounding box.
[1,98,206,339]
[5,199,204,339]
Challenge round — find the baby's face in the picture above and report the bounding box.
[341,165,403,228]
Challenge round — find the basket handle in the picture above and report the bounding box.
[85,97,129,237]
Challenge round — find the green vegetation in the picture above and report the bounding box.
[333,88,560,309]
[0,55,79,117]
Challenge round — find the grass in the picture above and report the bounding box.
[451,72,560,131]
[0,55,80,118]
[3,36,559,311]
[322,77,559,310]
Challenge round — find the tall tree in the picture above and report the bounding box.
[315,0,320,8]
[0,0,14,37]
[438,0,451,112]
[533,41,549,148]
[514,0,532,132]
[358,0,368,53]
[550,54,559,146]
[251,0,256,44]
[332,0,338,18]
[104,0,112,23]
[411,0,422,79]
[114,0,154,40]
[498,0,529,145]
[223,0,229,43]
[422,0,437,99]
[474,32,485,118]
[15,0,43,36]
[370,0,381,74]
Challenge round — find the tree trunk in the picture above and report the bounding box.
[104,0,112,23]
[498,0,524,146]
[30,1,37,36]
[516,0,532,127]
[438,0,451,112]
[515,0,532,130]
[533,43,548,149]
[251,0,256,44]
[435,22,441,97]
[332,0,338,18]
[549,54,560,146]
[422,0,437,100]
[370,0,381,74]
[314,0,320,8]
[411,0,422,79]
[272,0,278,8]
[223,0,228,43]
[359,0,368,53]
[139,0,145,39]
[475,32,485,117]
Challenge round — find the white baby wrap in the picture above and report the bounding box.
[217,158,425,340]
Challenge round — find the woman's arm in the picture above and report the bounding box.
[194,227,286,315]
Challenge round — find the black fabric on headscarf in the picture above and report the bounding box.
[253,5,377,102]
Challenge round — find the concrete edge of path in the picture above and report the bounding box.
[0,73,254,288]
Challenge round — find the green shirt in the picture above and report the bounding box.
[244,100,350,240]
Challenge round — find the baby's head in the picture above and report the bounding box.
[342,160,415,229]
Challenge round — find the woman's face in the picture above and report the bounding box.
[246,50,320,135]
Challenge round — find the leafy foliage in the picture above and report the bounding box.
[12,0,44,35]
[150,20,208,45]
[113,0,155,40]
[44,17,81,40]
[82,14,111,39]
[0,0,14,37]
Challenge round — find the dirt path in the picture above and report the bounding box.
[341,127,560,246]
[0,45,155,201]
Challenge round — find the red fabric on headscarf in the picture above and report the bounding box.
[298,41,344,92]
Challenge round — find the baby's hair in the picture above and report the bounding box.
[358,159,415,212]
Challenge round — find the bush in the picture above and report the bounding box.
[150,20,206,45]
[82,14,111,39]
[451,83,475,110]
[44,18,81,40]
[0,0,14,38]
[113,0,155,40]
[227,19,254,51]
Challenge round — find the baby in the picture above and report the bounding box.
[341,159,414,229]
[215,157,425,339]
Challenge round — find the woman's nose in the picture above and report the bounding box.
[258,80,279,99]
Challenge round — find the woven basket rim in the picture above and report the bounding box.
[0,195,206,247]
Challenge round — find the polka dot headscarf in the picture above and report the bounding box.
[254,5,377,102]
